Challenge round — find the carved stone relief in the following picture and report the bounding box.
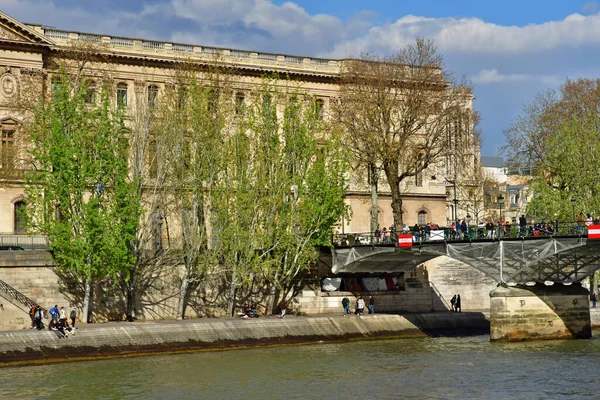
[0,73,17,98]
[0,26,20,41]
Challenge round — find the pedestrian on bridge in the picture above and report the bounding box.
[519,215,527,237]
[455,295,462,313]
[591,292,597,309]
[368,295,375,314]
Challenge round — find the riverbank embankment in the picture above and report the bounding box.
[0,312,490,367]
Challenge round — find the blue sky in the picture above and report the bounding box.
[3,0,600,156]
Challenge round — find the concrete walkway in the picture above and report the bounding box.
[0,311,490,366]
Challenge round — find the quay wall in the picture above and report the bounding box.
[0,313,490,366]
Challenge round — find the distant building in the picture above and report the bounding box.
[481,156,532,223]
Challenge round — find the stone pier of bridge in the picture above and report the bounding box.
[489,283,592,341]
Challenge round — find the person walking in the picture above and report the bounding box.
[368,295,375,314]
[455,295,462,313]
[70,308,77,328]
[342,296,350,316]
[356,296,365,316]
[34,306,43,330]
[59,306,67,324]
[29,304,36,329]
[450,295,457,312]
[591,292,597,309]
[49,304,59,324]
[278,299,287,319]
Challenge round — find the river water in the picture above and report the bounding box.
[2,334,599,400]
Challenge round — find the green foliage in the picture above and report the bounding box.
[213,77,349,300]
[526,112,600,221]
[25,71,139,283]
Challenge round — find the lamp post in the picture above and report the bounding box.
[498,195,504,238]
[453,198,459,222]
[570,197,576,223]
[466,213,471,238]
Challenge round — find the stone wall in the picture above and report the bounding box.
[426,255,497,311]
[296,286,435,315]
[0,251,496,331]
[0,251,68,331]
[490,284,592,341]
[0,312,491,366]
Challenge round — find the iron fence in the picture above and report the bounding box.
[333,223,589,246]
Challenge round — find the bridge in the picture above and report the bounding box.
[328,225,600,341]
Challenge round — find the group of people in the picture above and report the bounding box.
[239,299,288,319]
[410,222,441,242]
[241,302,259,318]
[450,294,462,312]
[373,226,397,244]
[29,304,77,338]
[342,295,375,316]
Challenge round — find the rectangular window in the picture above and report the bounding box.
[148,139,157,178]
[415,171,423,187]
[148,85,159,109]
[235,92,245,115]
[117,83,128,107]
[85,84,96,104]
[1,129,14,167]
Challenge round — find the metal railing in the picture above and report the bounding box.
[0,234,49,249]
[333,223,590,246]
[0,277,45,314]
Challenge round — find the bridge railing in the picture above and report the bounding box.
[333,223,589,246]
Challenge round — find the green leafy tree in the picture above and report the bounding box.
[24,72,139,322]
[214,78,348,315]
[503,78,600,221]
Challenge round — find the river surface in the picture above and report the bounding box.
[2,334,599,400]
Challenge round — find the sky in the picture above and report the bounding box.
[3,0,600,156]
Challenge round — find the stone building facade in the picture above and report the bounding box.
[0,10,475,235]
[0,11,485,328]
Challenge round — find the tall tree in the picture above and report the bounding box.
[503,78,600,221]
[24,72,139,322]
[157,60,233,319]
[335,38,475,229]
[214,79,348,315]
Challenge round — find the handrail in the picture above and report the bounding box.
[0,277,46,314]
[333,223,590,246]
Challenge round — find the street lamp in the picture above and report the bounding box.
[453,198,459,222]
[466,213,471,238]
[498,195,504,238]
[570,197,576,223]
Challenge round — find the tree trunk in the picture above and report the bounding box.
[370,163,379,235]
[266,269,280,315]
[82,275,92,323]
[227,272,237,317]
[384,161,404,231]
[126,274,136,322]
[177,258,190,320]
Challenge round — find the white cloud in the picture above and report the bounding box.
[471,69,561,86]
[2,0,600,155]
[328,13,600,57]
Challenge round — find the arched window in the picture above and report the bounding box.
[418,210,427,226]
[117,82,128,107]
[148,84,159,108]
[14,200,26,233]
